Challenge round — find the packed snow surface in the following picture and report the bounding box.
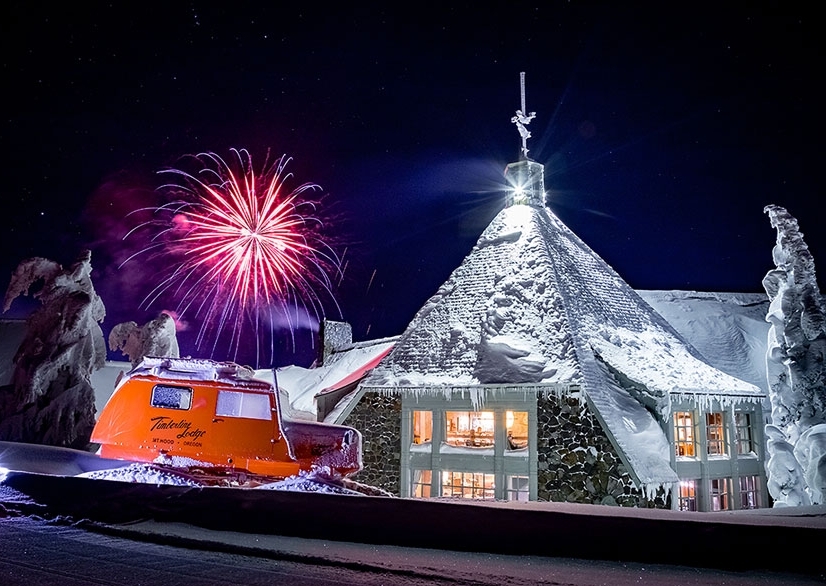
[77,463,362,495]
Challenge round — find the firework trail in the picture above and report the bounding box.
[122,148,341,366]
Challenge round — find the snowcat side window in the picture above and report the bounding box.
[150,385,193,410]
[215,390,271,420]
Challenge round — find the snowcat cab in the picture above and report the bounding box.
[91,357,362,481]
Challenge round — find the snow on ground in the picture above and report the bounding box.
[76,462,364,495]
[78,463,203,487]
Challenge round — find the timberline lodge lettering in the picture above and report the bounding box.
[150,416,207,441]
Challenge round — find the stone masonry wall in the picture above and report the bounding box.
[343,392,402,494]
[537,394,669,508]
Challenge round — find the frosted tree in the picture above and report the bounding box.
[0,250,106,448]
[762,205,826,506]
[109,312,180,367]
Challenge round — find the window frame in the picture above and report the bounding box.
[734,411,755,455]
[705,412,727,457]
[411,469,432,498]
[444,411,495,448]
[215,390,272,420]
[709,477,732,511]
[441,470,496,500]
[677,479,698,511]
[412,410,433,445]
[674,411,697,458]
[738,475,761,509]
[506,475,530,502]
[150,385,193,410]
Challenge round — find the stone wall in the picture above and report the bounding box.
[537,394,669,508]
[343,392,402,494]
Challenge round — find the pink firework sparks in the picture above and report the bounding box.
[123,149,340,365]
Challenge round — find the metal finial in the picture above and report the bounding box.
[511,72,536,160]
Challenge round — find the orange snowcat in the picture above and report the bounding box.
[91,357,362,485]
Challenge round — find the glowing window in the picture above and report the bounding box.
[445,411,495,447]
[674,412,696,457]
[412,411,433,445]
[706,412,727,456]
[677,480,697,511]
[441,471,495,500]
[506,411,528,450]
[739,475,761,509]
[735,412,754,455]
[506,475,529,502]
[710,478,731,511]
[411,470,432,498]
[215,391,271,420]
[151,385,192,410]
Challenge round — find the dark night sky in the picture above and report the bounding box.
[2,3,822,367]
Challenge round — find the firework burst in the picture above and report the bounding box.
[123,148,341,366]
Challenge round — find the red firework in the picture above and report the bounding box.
[123,149,340,364]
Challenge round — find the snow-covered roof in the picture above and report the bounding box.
[263,338,397,418]
[127,356,268,389]
[363,204,761,396]
[359,187,764,488]
[638,290,770,394]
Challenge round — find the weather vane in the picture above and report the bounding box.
[511,72,536,160]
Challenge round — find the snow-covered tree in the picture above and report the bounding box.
[0,250,106,448]
[109,312,180,367]
[762,205,826,506]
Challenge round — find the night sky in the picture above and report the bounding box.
[3,3,822,367]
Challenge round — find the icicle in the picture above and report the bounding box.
[640,481,672,502]
[368,382,578,410]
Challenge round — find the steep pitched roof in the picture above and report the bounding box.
[361,175,763,488]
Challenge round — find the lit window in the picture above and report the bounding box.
[412,470,432,498]
[674,412,696,457]
[739,475,761,509]
[412,411,432,444]
[445,411,495,447]
[710,478,732,511]
[506,475,530,502]
[441,471,495,500]
[677,480,697,511]
[215,390,271,420]
[706,412,727,456]
[151,385,192,410]
[506,411,528,450]
[735,412,755,455]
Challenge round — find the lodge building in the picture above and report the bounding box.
[283,87,769,511]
